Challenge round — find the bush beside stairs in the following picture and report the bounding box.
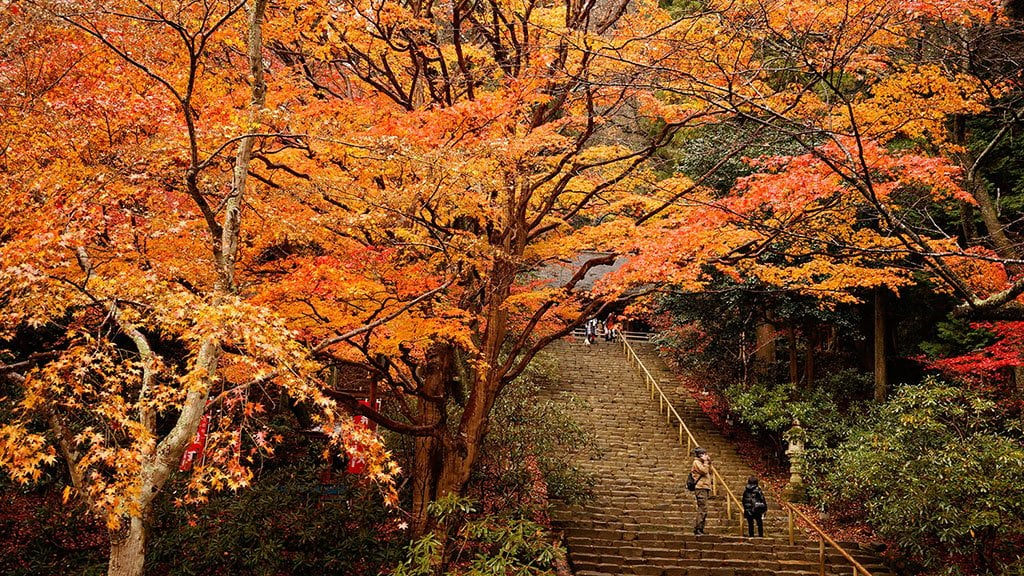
[545,339,896,576]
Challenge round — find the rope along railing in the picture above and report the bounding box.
[618,336,874,576]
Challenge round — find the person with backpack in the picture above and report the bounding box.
[690,447,712,535]
[742,476,768,537]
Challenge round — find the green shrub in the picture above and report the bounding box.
[724,378,861,449]
[825,379,1024,574]
[390,495,560,576]
[725,381,795,436]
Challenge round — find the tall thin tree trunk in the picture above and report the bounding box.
[973,185,1018,266]
[803,327,815,389]
[874,288,888,402]
[788,326,799,386]
[960,202,978,246]
[104,2,267,574]
[754,319,776,380]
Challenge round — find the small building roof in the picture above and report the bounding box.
[529,251,629,292]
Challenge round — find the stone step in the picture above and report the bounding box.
[555,517,791,534]
[571,563,894,576]
[544,341,893,576]
[564,536,892,567]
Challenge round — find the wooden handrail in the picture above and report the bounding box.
[782,501,873,576]
[619,336,746,536]
[618,336,876,576]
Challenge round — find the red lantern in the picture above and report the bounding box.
[179,412,210,472]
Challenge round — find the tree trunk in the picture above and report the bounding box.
[107,515,147,576]
[803,327,815,389]
[973,185,1019,267]
[410,256,513,532]
[874,288,888,402]
[788,326,799,386]
[411,348,451,536]
[411,435,441,537]
[433,372,499,499]
[754,320,776,380]
[960,202,978,246]
[428,254,515,498]
[109,1,268,572]
[954,108,1020,270]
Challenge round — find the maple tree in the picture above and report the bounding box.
[253,0,704,537]
[0,0,732,568]
[0,2,396,574]
[925,320,1024,388]
[614,0,1024,395]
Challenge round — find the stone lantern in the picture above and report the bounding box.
[783,418,808,502]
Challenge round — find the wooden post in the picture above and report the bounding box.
[819,538,826,576]
[788,507,795,546]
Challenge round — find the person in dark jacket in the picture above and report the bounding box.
[741,476,767,537]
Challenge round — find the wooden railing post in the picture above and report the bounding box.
[783,501,874,576]
[819,538,826,576]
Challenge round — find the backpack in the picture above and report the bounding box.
[746,487,767,516]
[686,472,697,491]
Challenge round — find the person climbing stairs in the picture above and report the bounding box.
[545,338,894,576]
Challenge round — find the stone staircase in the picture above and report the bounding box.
[545,339,895,576]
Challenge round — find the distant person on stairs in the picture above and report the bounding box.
[742,476,768,537]
[604,313,617,341]
[584,318,598,345]
[691,447,712,535]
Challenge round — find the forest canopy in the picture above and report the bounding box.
[1,0,1023,574]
